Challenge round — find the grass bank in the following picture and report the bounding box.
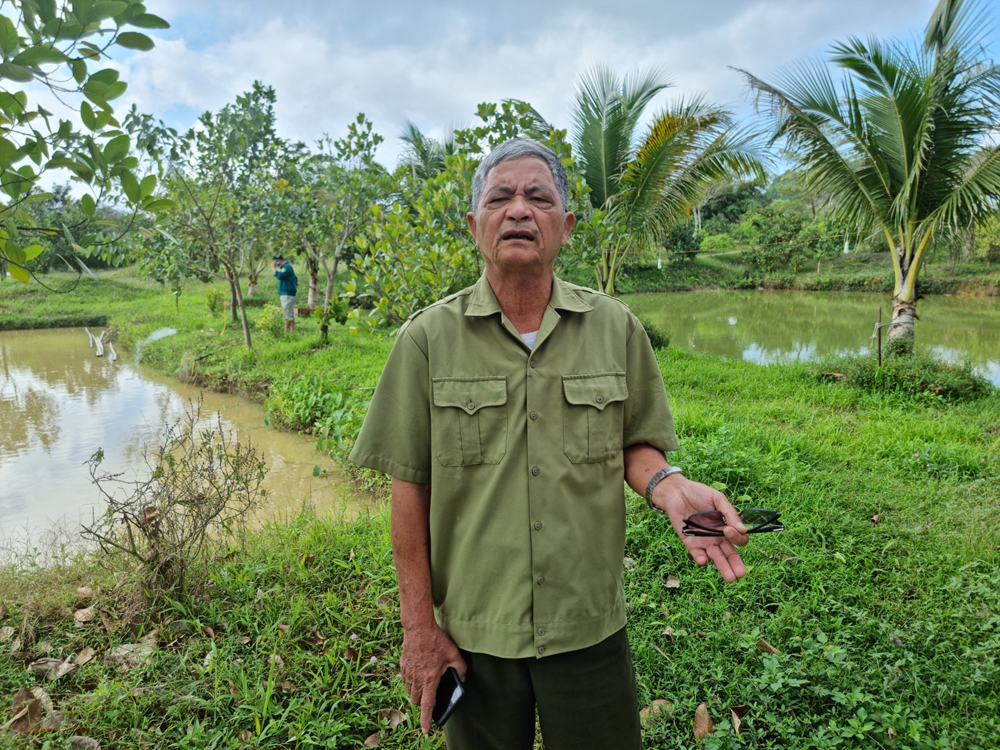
[593,252,1000,296]
[1,273,999,748]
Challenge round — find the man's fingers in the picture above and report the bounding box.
[714,493,747,534]
[419,683,436,734]
[721,541,747,579]
[724,525,750,547]
[706,544,737,582]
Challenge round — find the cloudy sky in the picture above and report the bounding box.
[105,0,996,167]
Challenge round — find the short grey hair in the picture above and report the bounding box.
[471,139,569,214]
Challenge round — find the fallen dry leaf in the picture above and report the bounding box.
[77,586,94,600]
[74,608,95,623]
[4,688,42,736]
[693,702,715,739]
[730,708,742,735]
[305,629,326,646]
[0,602,7,619]
[662,626,675,637]
[11,651,32,662]
[103,642,156,671]
[276,623,289,635]
[640,699,673,726]
[202,625,216,640]
[28,657,78,681]
[303,553,315,567]
[730,704,747,719]
[139,629,159,645]
[893,635,903,647]
[269,653,285,673]
[870,514,881,526]
[349,549,355,562]
[239,729,252,742]
[69,738,101,750]
[697,631,708,638]
[757,638,781,655]
[240,636,252,645]
[664,575,680,589]
[76,647,97,667]
[344,646,359,662]
[278,681,297,694]
[379,708,407,729]
[99,610,114,633]
[888,726,897,741]
[0,626,14,643]
[363,731,381,747]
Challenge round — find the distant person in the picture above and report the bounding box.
[272,254,297,333]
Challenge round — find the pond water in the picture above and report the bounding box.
[624,290,1000,386]
[0,328,365,541]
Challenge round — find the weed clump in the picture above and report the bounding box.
[636,314,670,350]
[825,345,993,401]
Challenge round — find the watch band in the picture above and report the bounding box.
[645,466,684,515]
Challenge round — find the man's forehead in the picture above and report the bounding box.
[484,157,555,191]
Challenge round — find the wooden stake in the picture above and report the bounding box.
[877,306,882,367]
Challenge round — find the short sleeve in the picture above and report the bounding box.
[349,326,432,483]
[622,319,679,452]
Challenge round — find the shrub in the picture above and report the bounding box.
[699,233,736,251]
[205,287,225,317]
[81,401,266,597]
[636,314,670,349]
[664,220,701,260]
[255,303,285,337]
[823,348,993,401]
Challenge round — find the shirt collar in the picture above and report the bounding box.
[464,274,594,317]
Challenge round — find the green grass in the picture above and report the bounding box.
[1,274,998,748]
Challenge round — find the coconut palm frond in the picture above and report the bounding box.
[571,64,672,209]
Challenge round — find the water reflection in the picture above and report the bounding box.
[0,328,364,539]
[624,290,1000,385]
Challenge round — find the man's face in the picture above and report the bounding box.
[467,157,575,274]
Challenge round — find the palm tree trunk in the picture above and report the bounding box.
[889,297,917,340]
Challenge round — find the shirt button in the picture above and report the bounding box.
[538,627,546,635]
[536,576,544,585]
[538,646,546,654]
[534,521,542,530]
[531,466,540,476]
[595,395,604,404]
[530,411,538,420]
[529,360,537,368]
[467,401,475,410]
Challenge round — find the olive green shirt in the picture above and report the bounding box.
[350,274,679,658]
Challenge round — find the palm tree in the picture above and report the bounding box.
[571,65,764,295]
[398,121,455,181]
[738,0,1000,343]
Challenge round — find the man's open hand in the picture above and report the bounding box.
[651,476,750,582]
[400,625,467,734]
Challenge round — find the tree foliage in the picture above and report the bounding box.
[0,0,172,285]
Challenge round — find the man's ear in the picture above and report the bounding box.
[562,212,576,245]
[466,211,477,237]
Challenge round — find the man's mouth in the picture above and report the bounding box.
[502,230,536,242]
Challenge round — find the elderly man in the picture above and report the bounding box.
[349,139,748,749]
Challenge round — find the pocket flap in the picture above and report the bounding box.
[562,372,628,411]
[433,377,508,415]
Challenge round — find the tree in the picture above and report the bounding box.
[0,0,172,284]
[571,65,764,295]
[739,0,1000,342]
[398,121,455,182]
[159,82,284,349]
[267,115,391,310]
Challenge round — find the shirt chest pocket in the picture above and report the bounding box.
[432,377,508,466]
[562,372,628,464]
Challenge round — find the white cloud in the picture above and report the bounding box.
[105,0,986,166]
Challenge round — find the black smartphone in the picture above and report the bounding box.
[432,666,465,727]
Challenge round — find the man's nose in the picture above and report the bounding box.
[506,194,532,220]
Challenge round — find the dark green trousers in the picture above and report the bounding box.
[443,628,642,750]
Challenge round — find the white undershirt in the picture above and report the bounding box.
[520,330,539,349]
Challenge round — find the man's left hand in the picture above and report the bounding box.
[651,477,749,582]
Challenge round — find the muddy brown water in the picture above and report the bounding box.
[0,328,371,541]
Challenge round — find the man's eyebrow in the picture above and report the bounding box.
[484,185,514,198]
[525,184,555,197]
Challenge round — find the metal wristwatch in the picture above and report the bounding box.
[645,466,684,515]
